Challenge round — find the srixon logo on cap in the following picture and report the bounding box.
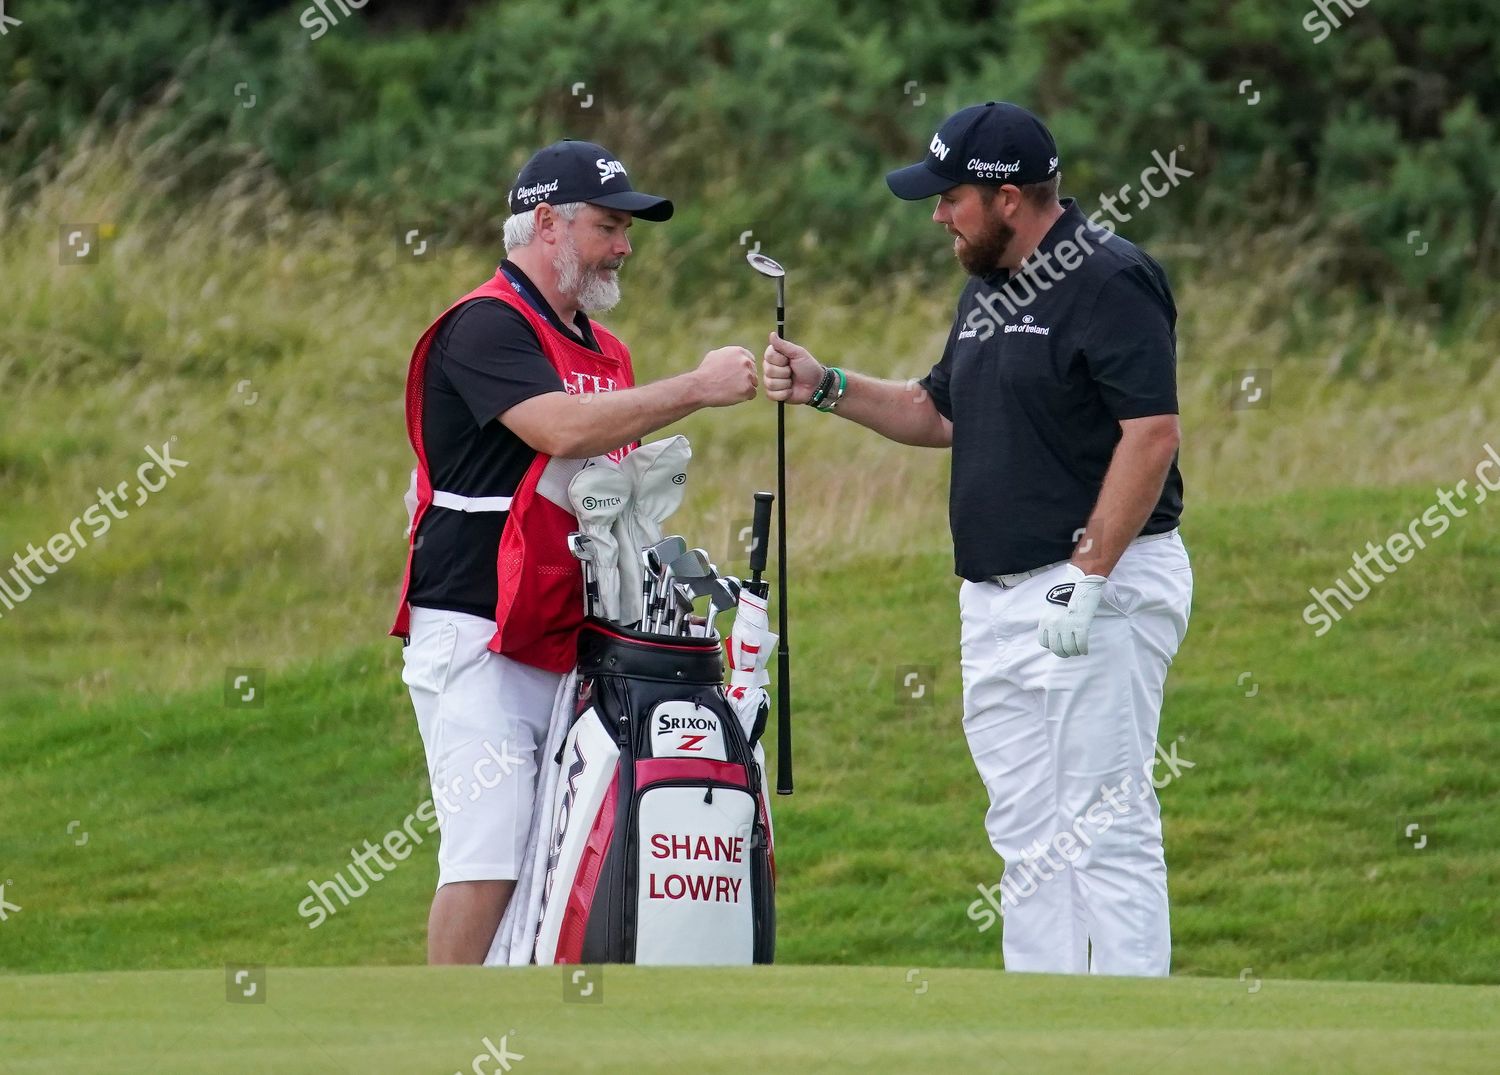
[597,157,628,183]
[930,133,951,161]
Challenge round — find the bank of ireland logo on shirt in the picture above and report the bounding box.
[1004,313,1051,337]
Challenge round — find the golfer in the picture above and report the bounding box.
[764,103,1191,976]
[391,140,757,964]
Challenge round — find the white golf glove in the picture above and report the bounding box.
[1037,565,1109,658]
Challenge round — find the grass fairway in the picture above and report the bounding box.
[4,140,1500,1075]
[3,487,1499,984]
[1,965,1496,1074]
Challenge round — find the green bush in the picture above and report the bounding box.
[2,0,1497,301]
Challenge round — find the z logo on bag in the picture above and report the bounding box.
[652,708,725,758]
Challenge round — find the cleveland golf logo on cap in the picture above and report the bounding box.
[514,179,561,205]
[969,157,1023,180]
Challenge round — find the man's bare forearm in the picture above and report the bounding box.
[1072,422,1180,576]
[503,373,708,459]
[555,374,713,458]
[826,370,953,447]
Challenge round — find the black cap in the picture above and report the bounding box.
[507,140,674,221]
[886,102,1059,200]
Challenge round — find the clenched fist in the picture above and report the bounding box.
[762,333,823,405]
[694,345,759,407]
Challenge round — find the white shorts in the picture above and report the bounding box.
[401,606,562,887]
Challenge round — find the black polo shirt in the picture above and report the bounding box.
[407,261,599,620]
[919,199,1184,580]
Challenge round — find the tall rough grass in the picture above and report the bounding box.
[2,119,1496,702]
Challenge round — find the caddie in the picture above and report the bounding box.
[391,139,757,964]
[763,103,1192,975]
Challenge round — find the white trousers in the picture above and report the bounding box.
[958,531,1193,976]
[401,607,561,886]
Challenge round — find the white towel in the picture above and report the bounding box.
[485,669,579,966]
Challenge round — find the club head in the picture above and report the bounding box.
[646,537,686,629]
[567,533,594,562]
[666,550,711,581]
[647,536,687,571]
[678,576,721,600]
[671,581,699,634]
[745,251,785,279]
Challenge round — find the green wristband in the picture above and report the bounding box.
[818,367,847,411]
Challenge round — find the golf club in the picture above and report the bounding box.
[662,548,712,630]
[745,483,790,793]
[704,576,741,639]
[748,492,773,598]
[671,581,698,635]
[644,536,688,632]
[568,532,598,618]
[639,546,656,629]
[668,563,734,636]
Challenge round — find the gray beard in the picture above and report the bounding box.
[554,236,622,312]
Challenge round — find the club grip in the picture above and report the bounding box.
[776,659,793,795]
[750,492,774,577]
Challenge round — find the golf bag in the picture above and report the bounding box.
[533,620,776,965]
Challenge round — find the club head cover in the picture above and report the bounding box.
[622,435,691,546]
[568,462,633,621]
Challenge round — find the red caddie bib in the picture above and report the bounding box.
[390,269,635,672]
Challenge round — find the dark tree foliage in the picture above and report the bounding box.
[2,0,1494,299]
